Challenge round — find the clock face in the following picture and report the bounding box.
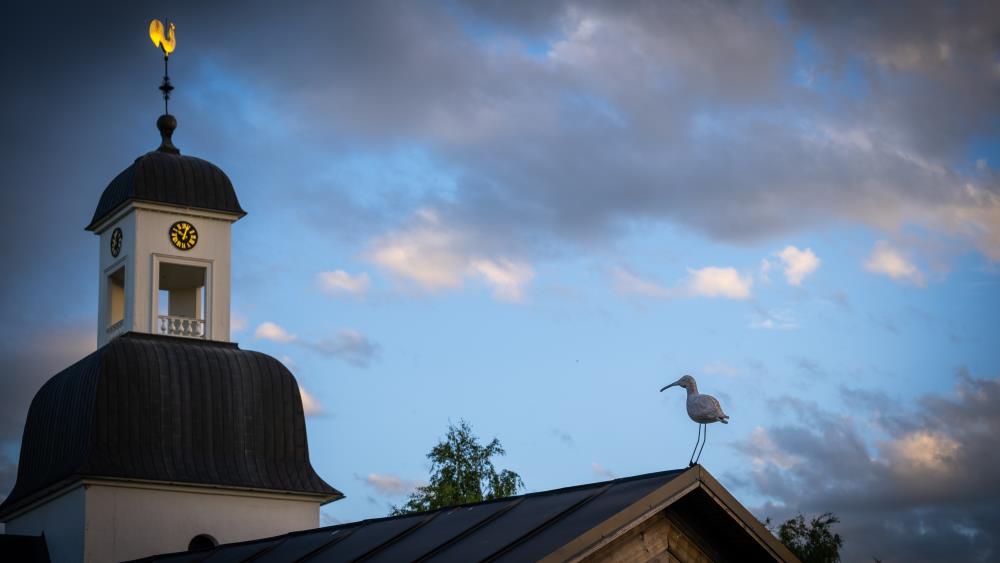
[169,221,198,250]
[110,227,123,257]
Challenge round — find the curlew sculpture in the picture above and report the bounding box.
[661,374,729,466]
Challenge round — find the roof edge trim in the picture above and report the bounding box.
[86,198,247,232]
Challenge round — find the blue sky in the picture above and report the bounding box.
[2,2,999,560]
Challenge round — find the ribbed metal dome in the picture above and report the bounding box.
[86,116,246,230]
[0,333,340,518]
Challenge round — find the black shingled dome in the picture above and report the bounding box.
[86,116,246,231]
[0,333,340,518]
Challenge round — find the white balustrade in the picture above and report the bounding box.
[158,315,206,339]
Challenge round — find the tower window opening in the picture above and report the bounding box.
[158,262,207,339]
[106,266,126,337]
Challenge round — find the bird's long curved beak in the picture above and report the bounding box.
[659,382,678,392]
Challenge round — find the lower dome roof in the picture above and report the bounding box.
[0,333,340,517]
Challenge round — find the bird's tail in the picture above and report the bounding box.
[720,416,729,424]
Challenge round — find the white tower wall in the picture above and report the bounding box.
[95,203,238,346]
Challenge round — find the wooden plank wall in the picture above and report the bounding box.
[580,511,715,563]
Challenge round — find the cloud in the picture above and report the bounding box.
[613,265,753,300]
[591,462,616,479]
[0,323,94,500]
[685,267,753,300]
[0,324,94,445]
[759,259,773,283]
[362,473,422,497]
[369,209,534,302]
[865,240,926,286]
[317,270,371,297]
[611,267,670,298]
[468,259,535,302]
[551,429,575,446]
[731,368,1000,561]
[298,385,323,417]
[230,312,248,333]
[749,308,798,330]
[776,246,820,286]
[305,330,380,368]
[255,321,297,343]
[701,362,742,378]
[255,323,379,367]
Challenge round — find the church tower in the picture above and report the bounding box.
[0,23,341,562]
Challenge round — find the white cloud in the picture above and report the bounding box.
[231,312,248,333]
[881,431,959,475]
[865,240,925,285]
[776,246,820,286]
[280,355,298,371]
[469,259,534,303]
[685,267,753,299]
[591,462,616,479]
[749,308,798,330]
[612,267,669,298]
[368,209,534,302]
[363,473,422,496]
[254,321,297,343]
[318,270,371,296]
[759,259,773,283]
[299,385,323,417]
[368,209,469,290]
[702,361,742,377]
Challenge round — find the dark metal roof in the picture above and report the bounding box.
[0,534,50,562]
[87,149,246,231]
[0,333,340,518]
[131,469,688,563]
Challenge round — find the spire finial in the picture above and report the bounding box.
[156,114,180,154]
[149,19,179,153]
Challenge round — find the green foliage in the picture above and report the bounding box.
[768,512,843,563]
[391,420,524,515]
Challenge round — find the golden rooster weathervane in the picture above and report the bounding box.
[149,19,177,114]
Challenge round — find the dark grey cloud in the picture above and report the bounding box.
[2,1,997,320]
[304,330,380,368]
[731,367,1000,562]
[0,323,94,497]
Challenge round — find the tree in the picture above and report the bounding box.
[391,420,524,515]
[767,512,843,563]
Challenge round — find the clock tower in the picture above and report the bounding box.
[0,24,340,562]
[86,114,245,347]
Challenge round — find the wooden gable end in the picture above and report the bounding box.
[543,466,799,563]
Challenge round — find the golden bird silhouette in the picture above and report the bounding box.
[149,19,176,56]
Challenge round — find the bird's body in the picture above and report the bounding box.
[660,374,729,465]
[687,392,729,424]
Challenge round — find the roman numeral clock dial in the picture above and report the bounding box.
[169,221,198,250]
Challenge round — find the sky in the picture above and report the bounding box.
[1,1,998,560]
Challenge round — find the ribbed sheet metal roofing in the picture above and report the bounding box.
[0,333,339,518]
[134,469,686,563]
[87,149,245,230]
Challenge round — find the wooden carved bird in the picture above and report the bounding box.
[149,19,176,56]
[660,375,729,466]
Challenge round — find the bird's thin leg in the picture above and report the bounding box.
[689,424,702,466]
[694,424,708,465]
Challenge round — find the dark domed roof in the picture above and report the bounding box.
[0,333,340,518]
[86,117,246,231]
